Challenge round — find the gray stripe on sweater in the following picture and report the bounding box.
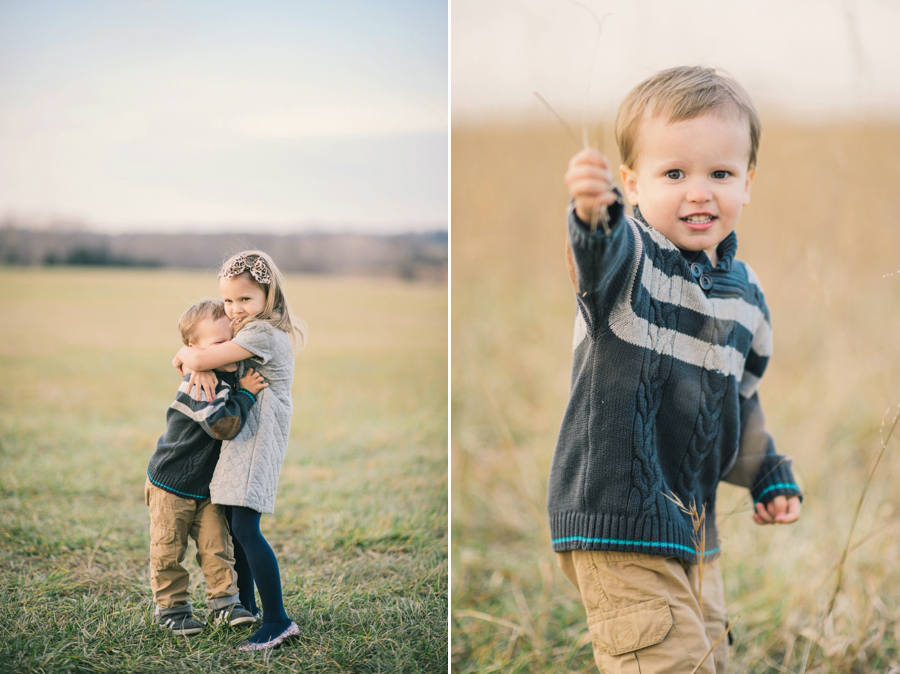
[170,395,228,422]
[640,260,772,355]
[574,218,767,381]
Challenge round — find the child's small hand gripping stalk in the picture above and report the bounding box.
[565,147,618,235]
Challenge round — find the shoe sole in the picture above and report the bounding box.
[160,624,204,636]
[229,615,258,626]
[237,622,300,651]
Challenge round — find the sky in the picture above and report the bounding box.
[0,0,448,233]
[452,0,900,123]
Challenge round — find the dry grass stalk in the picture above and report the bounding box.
[456,607,537,659]
[86,520,113,573]
[569,0,609,142]
[533,92,580,148]
[534,3,612,237]
[455,609,527,634]
[533,89,611,237]
[666,491,740,671]
[805,404,900,670]
[664,491,708,609]
[690,616,740,674]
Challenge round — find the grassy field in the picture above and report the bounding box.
[451,120,900,672]
[0,267,448,672]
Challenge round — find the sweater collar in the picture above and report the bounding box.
[632,204,737,271]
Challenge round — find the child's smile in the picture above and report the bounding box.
[220,273,267,322]
[620,109,756,267]
[682,213,716,229]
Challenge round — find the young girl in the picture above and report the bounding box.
[173,250,308,651]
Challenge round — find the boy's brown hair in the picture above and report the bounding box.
[615,65,761,170]
[178,298,227,346]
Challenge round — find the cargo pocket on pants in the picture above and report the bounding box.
[149,525,181,571]
[588,597,673,656]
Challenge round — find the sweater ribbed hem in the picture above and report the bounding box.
[750,459,802,504]
[146,470,209,501]
[549,511,719,564]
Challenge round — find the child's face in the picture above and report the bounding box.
[620,110,756,265]
[220,273,267,322]
[189,316,238,372]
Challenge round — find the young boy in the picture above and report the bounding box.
[548,66,803,672]
[145,299,268,636]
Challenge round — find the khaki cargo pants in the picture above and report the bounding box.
[558,550,728,673]
[145,479,239,613]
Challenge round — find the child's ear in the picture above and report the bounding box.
[620,164,639,205]
[743,167,757,205]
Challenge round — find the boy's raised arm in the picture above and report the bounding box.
[563,149,633,300]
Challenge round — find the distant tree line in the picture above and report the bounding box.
[0,222,447,282]
[43,246,163,268]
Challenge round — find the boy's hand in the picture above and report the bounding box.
[187,370,218,402]
[753,495,801,525]
[239,368,268,396]
[565,148,619,224]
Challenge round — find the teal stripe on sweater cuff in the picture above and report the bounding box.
[754,483,801,503]
[751,459,802,504]
[236,389,256,403]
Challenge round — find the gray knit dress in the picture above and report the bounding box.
[209,321,294,514]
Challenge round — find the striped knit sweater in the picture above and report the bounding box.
[147,372,257,500]
[548,200,802,562]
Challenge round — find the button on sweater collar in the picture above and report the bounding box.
[631,205,738,272]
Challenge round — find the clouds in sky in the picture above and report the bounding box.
[0,0,448,232]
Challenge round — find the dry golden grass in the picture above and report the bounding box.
[451,119,900,672]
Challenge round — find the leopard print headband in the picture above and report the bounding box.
[222,254,272,284]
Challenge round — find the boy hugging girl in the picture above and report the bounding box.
[549,66,803,672]
[144,298,266,636]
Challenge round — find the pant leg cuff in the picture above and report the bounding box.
[206,594,239,610]
[155,602,194,618]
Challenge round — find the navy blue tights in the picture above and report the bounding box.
[227,506,292,643]
[225,506,258,615]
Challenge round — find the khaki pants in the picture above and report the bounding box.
[558,550,728,674]
[145,479,239,612]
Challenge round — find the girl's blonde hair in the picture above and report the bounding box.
[218,250,308,351]
[615,65,761,170]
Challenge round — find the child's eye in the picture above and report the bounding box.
[665,169,684,180]
[712,170,731,179]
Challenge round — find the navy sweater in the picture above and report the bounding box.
[548,201,802,562]
[147,372,256,500]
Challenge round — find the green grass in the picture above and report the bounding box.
[451,121,900,673]
[0,267,448,673]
